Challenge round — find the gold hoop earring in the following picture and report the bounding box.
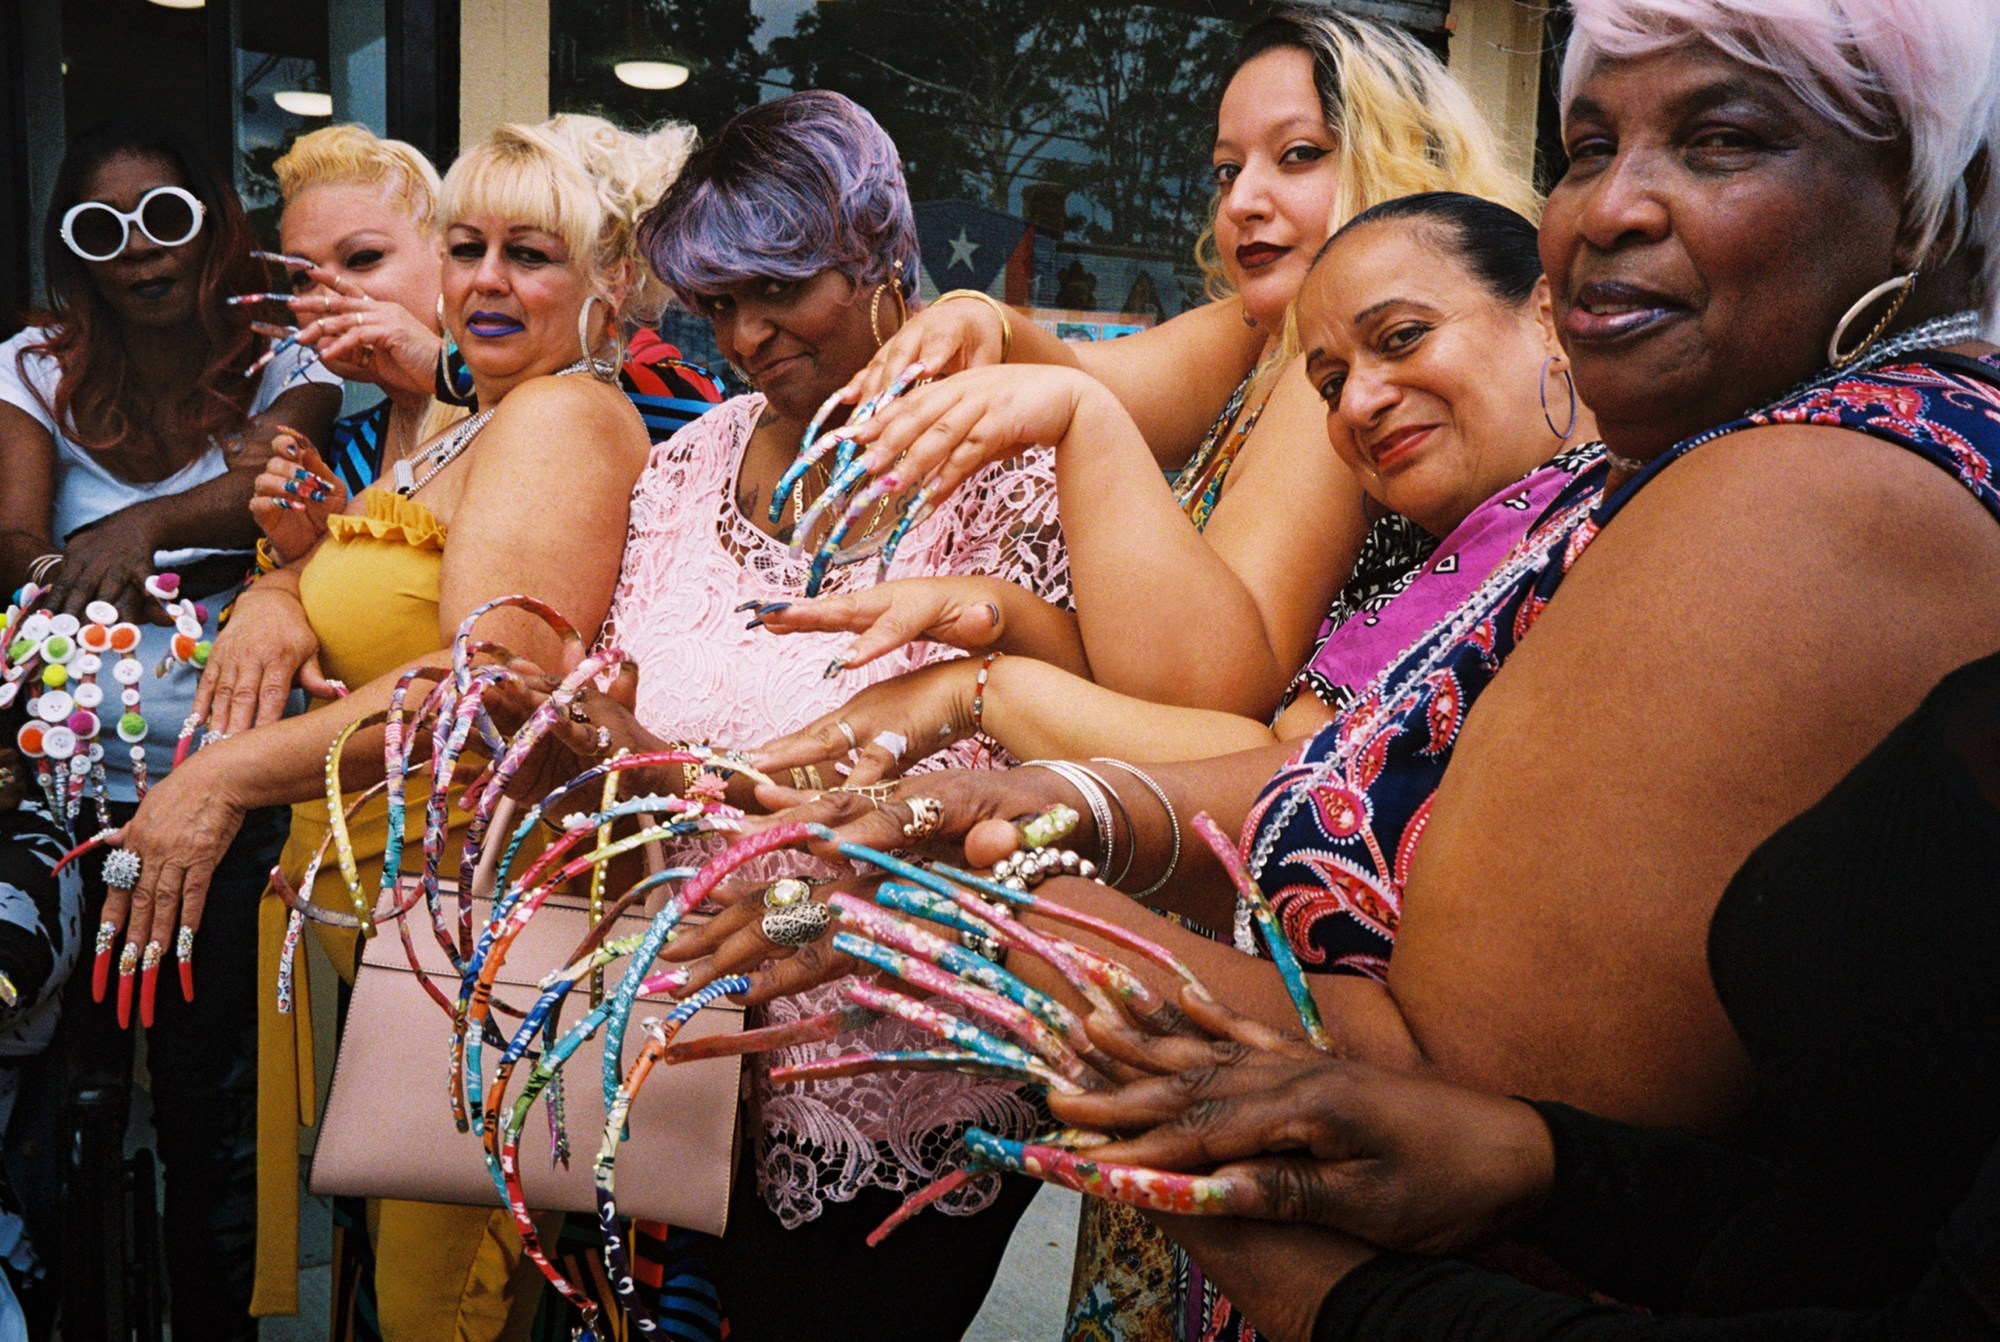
[869,282,893,347]
[577,294,621,383]
[870,262,911,347]
[1828,270,1918,368]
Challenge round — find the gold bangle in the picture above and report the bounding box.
[933,289,1014,363]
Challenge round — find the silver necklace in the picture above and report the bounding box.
[391,358,611,497]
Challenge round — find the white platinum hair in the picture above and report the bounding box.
[1562,0,2000,332]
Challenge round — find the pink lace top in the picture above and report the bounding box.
[602,394,1069,1225]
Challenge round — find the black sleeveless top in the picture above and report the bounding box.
[1315,648,2000,1339]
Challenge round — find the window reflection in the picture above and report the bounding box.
[553,0,1248,372]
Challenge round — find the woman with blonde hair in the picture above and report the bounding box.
[99,112,687,1338]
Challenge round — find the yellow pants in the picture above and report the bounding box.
[367,1199,561,1341]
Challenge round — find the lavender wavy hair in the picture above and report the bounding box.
[1563,0,2000,327]
[638,90,920,310]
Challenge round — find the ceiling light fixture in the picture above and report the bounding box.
[613,60,690,91]
[145,0,206,8]
[274,90,334,117]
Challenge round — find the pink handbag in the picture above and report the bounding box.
[309,879,742,1233]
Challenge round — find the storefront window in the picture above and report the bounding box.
[551,0,1264,374]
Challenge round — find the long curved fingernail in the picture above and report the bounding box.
[734,600,763,613]
[176,927,195,1002]
[91,921,117,1002]
[139,942,163,1028]
[115,942,139,1028]
[822,659,846,680]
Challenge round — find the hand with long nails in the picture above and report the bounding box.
[783,364,1103,585]
[244,254,443,397]
[249,431,347,563]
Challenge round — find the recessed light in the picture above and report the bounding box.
[146,0,205,9]
[274,90,334,117]
[614,60,690,91]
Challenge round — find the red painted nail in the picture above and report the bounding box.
[179,959,195,1003]
[115,967,135,1029]
[90,921,116,1002]
[139,962,160,1029]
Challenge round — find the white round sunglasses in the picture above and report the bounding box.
[60,185,207,262]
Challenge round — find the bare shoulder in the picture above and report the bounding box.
[483,373,650,470]
[1600,421,2000,592]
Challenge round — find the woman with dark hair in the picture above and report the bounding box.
[0,117,338,1340]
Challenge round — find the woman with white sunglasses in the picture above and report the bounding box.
[0,117,338,1341]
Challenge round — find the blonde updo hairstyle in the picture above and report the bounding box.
[1200,5,1540,323]
[273,123,442,225]
[438,114,694,348]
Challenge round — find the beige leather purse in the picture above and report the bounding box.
[309,832,741,1232]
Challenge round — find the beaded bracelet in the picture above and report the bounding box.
[971,650,1001,741]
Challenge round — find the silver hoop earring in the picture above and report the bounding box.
[1828,270,1918,368]
[1539,355,1577,440]
[577,294,620,383]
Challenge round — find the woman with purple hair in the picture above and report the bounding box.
[511,90,1069,1337]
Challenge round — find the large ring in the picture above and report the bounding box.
[760,901,833,947]
[871,730,909,763]
[832,782,897,803]
[900,795,945,842]
[763,878,813,910]
[835,720,859,753]
[103,847,141,891]
[592,724,613,754]
[564,699,591,725]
